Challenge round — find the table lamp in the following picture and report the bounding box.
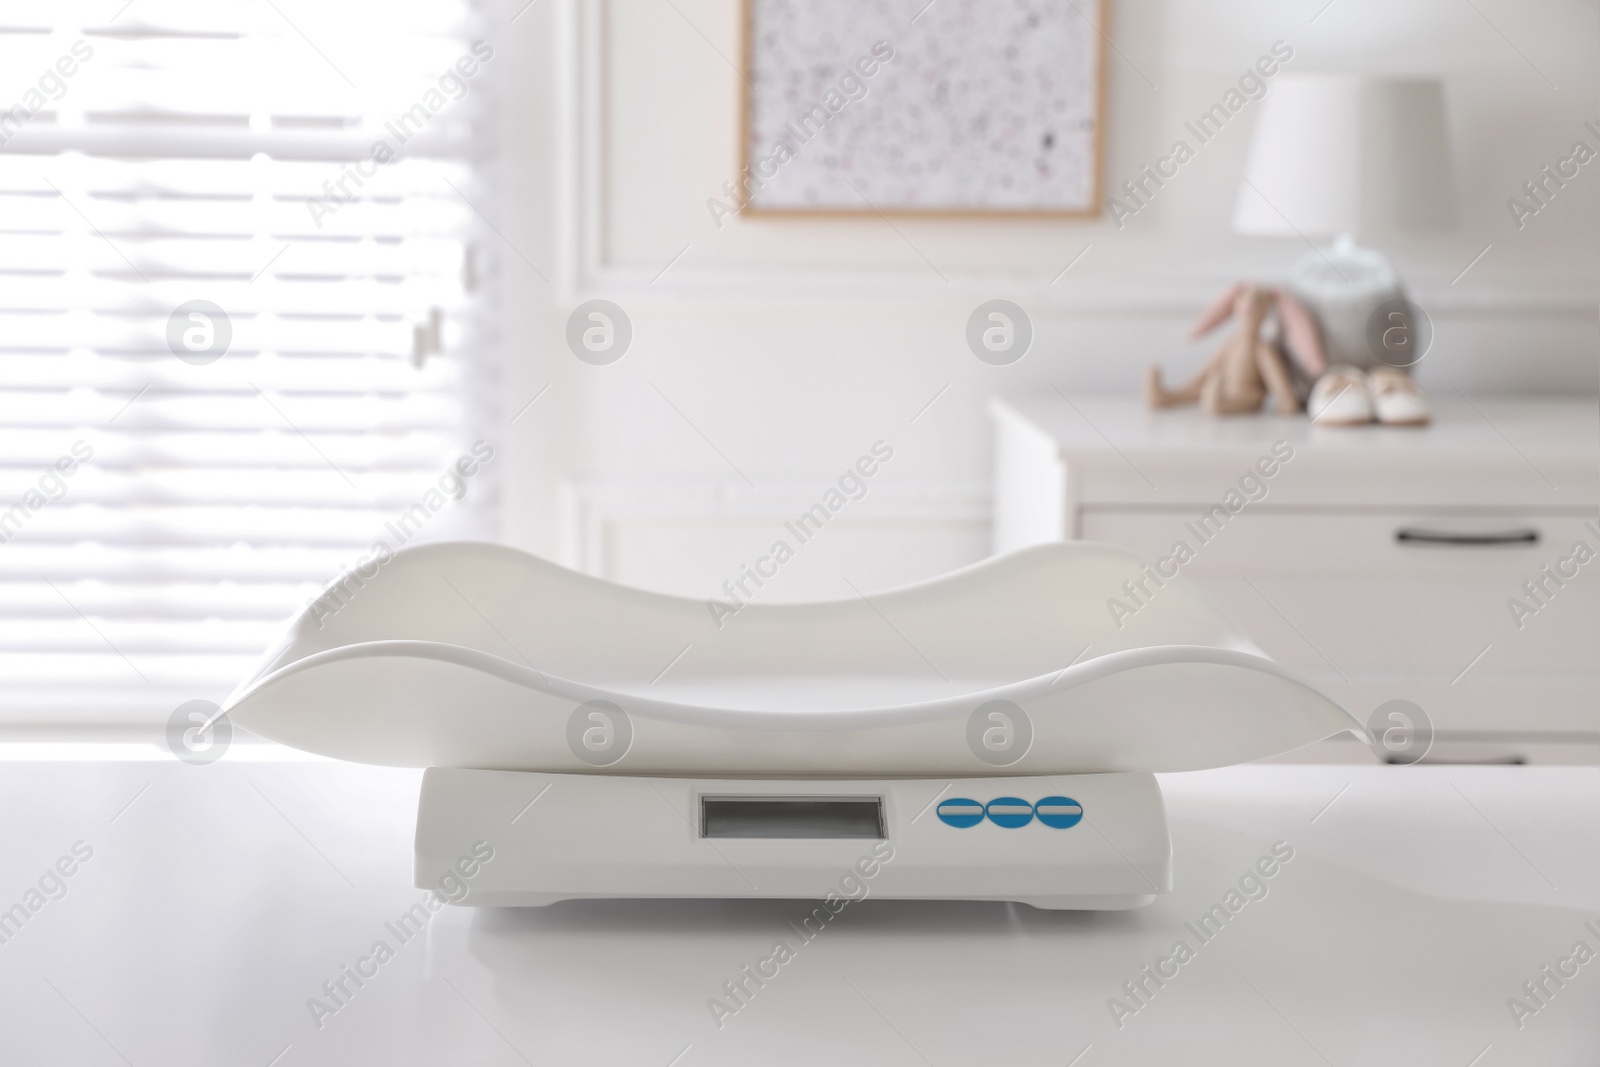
[1233,74,1454,372]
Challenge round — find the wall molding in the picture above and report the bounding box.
[559,475,990,580]
[553,0,1595,315]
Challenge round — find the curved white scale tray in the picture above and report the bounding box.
[224,541,1366,775]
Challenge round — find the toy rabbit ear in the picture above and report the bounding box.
[1189,282,1246,340]
[1273,289,1328,377]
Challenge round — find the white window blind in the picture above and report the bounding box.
[0,0,499,727]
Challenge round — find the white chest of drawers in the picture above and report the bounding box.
[992,395,1600,753]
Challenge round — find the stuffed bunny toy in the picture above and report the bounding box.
[1144,283,1327,416]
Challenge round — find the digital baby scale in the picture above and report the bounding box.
[223,541,1364,910]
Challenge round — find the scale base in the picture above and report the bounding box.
[417,770,1172,911]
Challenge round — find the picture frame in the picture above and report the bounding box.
[738,0,1107,218]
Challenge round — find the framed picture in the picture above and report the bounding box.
[739,0,1106,217]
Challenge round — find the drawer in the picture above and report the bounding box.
[1082,510,1593,574]
[1080,510,1600,733]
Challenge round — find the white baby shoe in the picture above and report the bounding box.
[1308,365,1373,425]
[1367,366,1431,426]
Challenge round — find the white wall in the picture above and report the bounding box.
[494,0,1599,600]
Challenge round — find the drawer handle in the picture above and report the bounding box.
[1395,527,1540,546]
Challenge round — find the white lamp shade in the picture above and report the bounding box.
[1233,75,1454,238]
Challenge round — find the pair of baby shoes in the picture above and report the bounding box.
[1308,365,1430,426]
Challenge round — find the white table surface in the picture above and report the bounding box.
[1,755,1596,1066]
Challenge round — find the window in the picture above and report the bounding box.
[0,0,498,726]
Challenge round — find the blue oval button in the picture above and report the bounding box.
[986,797,1034,828]
[1035,796,1083,829]
[936,798,985,828]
